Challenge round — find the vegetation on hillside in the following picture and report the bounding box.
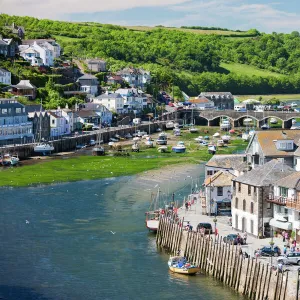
[2,14,300,96]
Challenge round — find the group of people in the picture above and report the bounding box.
[185,201,192,211]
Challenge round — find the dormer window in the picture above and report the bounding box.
[275,140,294,150]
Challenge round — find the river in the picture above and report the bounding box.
[0,164,244,300]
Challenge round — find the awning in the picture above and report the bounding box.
[269,218,292,230]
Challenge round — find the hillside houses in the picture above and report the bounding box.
[0,37,18,57]
[117,68,151,89]
[86,59,106,72]
[0,68,11,85]
[77,74,99,97]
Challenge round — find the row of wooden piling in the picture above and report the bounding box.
[156,215,292,300]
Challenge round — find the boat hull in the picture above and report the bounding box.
[172,147,186,153]
[146,219,159,232]
[169,266,200,275]
[156,140,167,145]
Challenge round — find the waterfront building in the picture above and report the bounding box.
[28,111,51,141]
[0,99,33,145]
[205,154,247,178]
[115,88,148,112]
[232,159,295,238]
[0,68,11,85]
[48,110,70,137]
[61,107,81,133]
[77,110,101,127]
[189,97,214,110]
[82,103,112,125]
[268,172,300,242]
[94,92,124,113]
[204,170,236,216]
[199,92,234,110]
[246,130,300,169]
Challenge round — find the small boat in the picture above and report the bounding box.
[242,132,250,141]
[145,140,154,148]
[173,128,181,136]
[208,145,217,154]
[166,121,174,129]
[34,142,54,155]
[172,142,186,153]
[10,155,20,166]
[213,132,220,138]
[132,143,140,152]
[156,133,168,145]
[194,136,204,142]
[270,118,278,124]
[189,127,198,133]
[199,140,208,146]
[292,119,297,125]
[109,137,119,142]
[168,256,200,275]
[243,118,253,125]
[174,123,180,128]
[220,120,231,130]
[204,136,209,140]
[222,135,231,143]
[261,124,270,130]
[291,102,298,107]
[156,128,162,132]
[158,146,168,153]
[133,137,141,142]
[92,146,105,156]
[2,154,11,166]
[108,141,115,147]
[217,140,224,147]
[145,188,163,232]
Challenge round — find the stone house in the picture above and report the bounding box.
[28,111,51,141]
[86,59,106,72]
[205,154,247,178]
[204,170,236,216]
[0,37,17,57]
[199,92,234,110]
[77,74,99,96]
[232,159,295,238]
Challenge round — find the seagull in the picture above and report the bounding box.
[110,231,116,235]
[25,220,30,224]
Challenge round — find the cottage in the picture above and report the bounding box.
[204,170,236,216]
[199,92,234,110]
[232,159,295,238]
[117,68,151,89]
[19,45,43,66]
[0,37,17,57]
[107,75,124,85]
[10,80,37,100]
[22,39,61,58]
[94,92,124,113]
[83,103,112,125]
[77,74,99,96]
[86,59,106,72]
[0,99,33,145]
[0,68,11,85]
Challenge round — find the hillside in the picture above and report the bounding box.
[1,14,300,97]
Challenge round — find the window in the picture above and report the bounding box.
[243,199,246,211]
[250,202,254,214]
[284,208,288,214]
[233,181,236,189]
[52,120,55,125]
[250,220,254,234]
[207,170,213,176]
[235,197,238,208]
[267,202,271,209]
[280,187,288,197]
[217,187,223,196]
[238,183,241,192]
[2,108,7,114]
[16,108,21,113]
[248,185,251,196]
[253,187,257,194]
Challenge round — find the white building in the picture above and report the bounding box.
[77,75,99,96]
[0,68,11,85]
[204,170,236,216]
[117,68,151,89]
[19,45,43,66]
[115,88,148,112]
[189,97,214,110]
[22,39,61,58]
[48,110,70,137]
[94,92,124,113]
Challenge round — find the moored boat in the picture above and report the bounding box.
[208,145,217,154]
[157,146,168,153]
[10,154,20,166]
[156,132,168,145]
[270,118,278,124]
[221,135,231,143]
[34,142,54,155]
[166,121,174,129]
[172,141,186,153]
[168,256,200,275]
[217,140,224,147]
[145,188,163,232]
[189,127,198,133]
[242,132,250,141]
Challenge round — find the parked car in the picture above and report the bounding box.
[89,139,96,146]
[196,222,213,234]
[277,252,300,265]
[109,138,119,142]
[223,234,244,245]
[255,246,281,257]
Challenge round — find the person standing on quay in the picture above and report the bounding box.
[282,230,286,242]
[185,201,188,211]
[243,232,247,244]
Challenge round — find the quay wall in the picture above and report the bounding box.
[0,123,162,160]
[156,215,297,300]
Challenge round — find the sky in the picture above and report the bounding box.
[1,0,300,33]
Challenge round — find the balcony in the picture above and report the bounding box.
[267,194,287,206]
[286,199,300,211]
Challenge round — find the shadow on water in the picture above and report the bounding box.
[0,285,51,300]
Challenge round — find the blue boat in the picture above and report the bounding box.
[172,141,186,153]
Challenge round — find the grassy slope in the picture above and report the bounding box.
[220,62,285,78]
[0,127,248,187]
[236,94,300,102]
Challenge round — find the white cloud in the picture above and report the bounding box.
[0,0,189,19]
[168,0,300,32]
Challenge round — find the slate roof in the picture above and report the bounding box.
[254,130,300,157]
[206,154,247,172]
[204,170,236,187]
[275,172,300,190]
[0,68,9,73]
[96,93,122,99]
[25,104,43,113]
[234,159,295,187]
[77,110,99,118]
[78,74,98,80]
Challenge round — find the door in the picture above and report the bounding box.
[242,217,247,232]
[235,214,238,229]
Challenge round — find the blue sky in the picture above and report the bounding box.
[2,0,300,33]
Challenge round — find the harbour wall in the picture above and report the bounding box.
[1,123,162,160]
[157,215,296,300]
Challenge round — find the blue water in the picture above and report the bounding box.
[0,168,244,300]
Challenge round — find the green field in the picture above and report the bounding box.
[236,94,300,102]
[220,62,285,78]
[0,127,248,187]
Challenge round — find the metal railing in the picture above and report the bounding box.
[267,194,287,206]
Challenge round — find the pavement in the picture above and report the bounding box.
[177,198,300,275]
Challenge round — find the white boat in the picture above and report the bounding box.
[208,145,217,154]
[125,133,132,139]
[220,121,231,130]
[34,142,54,154]
[172,144,186,153]
[221,135,231,142]
[132,143,140,152]
[145,140,154,148]
[168,256,200,275]
[270,118,278,124]
[189,127,198,133]
[157,146,168,153]
[261,124,270,130]
[213,132,220,138]
[133,137,141,142]
[291,102,298,107]
[194,136,204,142]
[292,119,297,125]
[243,118,253,125]
[242,133,250,141]
[10,155,20,166]
[145,188,162,232]
[217,140,224,147]
[166,121,174,129]
[156,133,168,145]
